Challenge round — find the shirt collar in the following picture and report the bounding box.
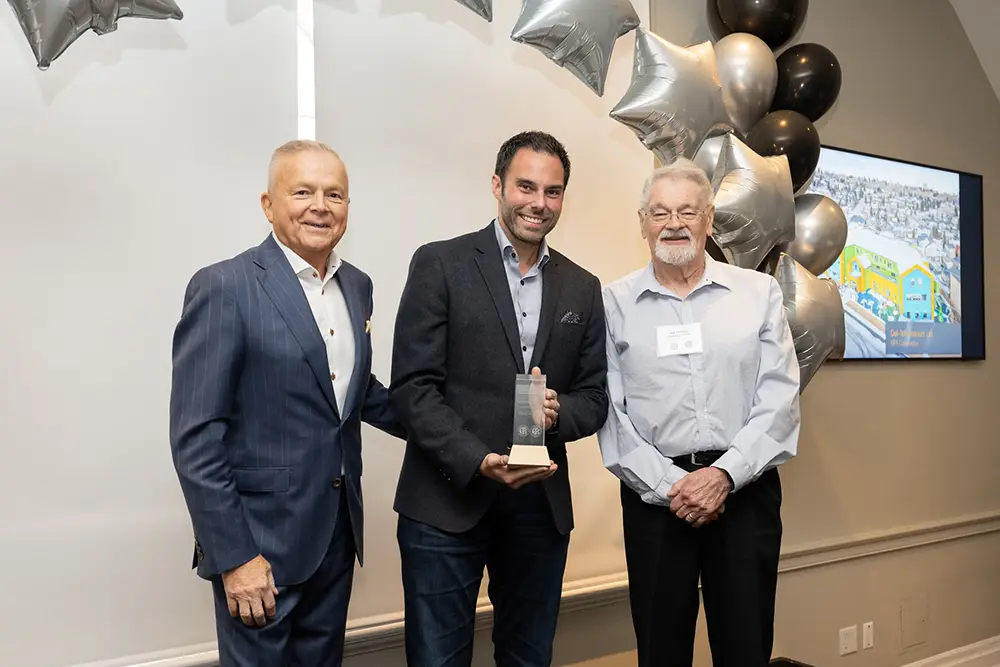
[633,253,731,302]
[493,218,550,269]
[271,231,341,280]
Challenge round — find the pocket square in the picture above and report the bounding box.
[560,311,582,325]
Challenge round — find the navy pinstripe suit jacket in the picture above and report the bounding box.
[169,234,404,586]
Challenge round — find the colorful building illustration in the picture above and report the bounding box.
[833,227,937,321]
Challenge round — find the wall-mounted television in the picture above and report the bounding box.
[803,145,985,360]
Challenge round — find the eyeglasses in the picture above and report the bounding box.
[644,208,708,224]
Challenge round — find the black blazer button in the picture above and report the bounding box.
[332,477,342,489]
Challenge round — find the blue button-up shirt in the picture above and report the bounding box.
[597,256,801,504]
[494,218,549,371]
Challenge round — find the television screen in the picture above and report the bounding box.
[803,145,985,360]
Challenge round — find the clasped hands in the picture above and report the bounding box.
[479,367,559,489]
[666,466,730,528]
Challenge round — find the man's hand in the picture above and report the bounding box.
[530,367,559,429]
[222,554,279,627]
[479,453,556,489]
[666,467,730,528]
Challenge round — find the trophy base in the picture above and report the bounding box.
[507,444,551,468]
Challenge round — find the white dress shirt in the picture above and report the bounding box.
[597,256,801,505]
[273,232,355,416]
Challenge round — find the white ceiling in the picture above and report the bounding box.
[949,0,1000,102]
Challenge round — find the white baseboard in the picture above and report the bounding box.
[903,636,1000,667]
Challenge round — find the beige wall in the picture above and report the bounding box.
[345,1,1000,666]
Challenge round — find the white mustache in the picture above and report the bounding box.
[659,230,691,240]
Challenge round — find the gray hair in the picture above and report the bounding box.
[267,140,343,191]
[639,157,714,211]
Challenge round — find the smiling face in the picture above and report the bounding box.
[261,148,349,269]
[640,176,714,268]
[492,148,566,247]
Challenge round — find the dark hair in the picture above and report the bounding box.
[494,131,571,188]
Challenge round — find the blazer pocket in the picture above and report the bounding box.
[232,467,291,493]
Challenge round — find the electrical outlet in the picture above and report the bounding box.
[863,621,874,649]
[839,625,858,655]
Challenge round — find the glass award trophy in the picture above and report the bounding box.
[507,373,551,468]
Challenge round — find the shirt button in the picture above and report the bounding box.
[522,312,527,317]
[520,280,525,286]
[329,329,335,336]
[331,372,337,380]
[312,272,318,278]
[522,346,527,352]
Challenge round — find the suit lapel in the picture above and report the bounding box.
[529,253,562,371]
[253,237,338,416]
[336,266,367,423]
[473,225,524,373]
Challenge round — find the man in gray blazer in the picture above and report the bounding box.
[169,140,404,666]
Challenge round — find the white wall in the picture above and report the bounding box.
[0,0,654,665]
[0,2,297,665]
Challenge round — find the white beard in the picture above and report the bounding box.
[654,241,698,266]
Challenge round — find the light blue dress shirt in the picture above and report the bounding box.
[597,256,801,505]
[494,218,549,371]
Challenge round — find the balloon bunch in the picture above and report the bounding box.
[8,0,184,70]
[597,0,846,391]
[705,0,847,390]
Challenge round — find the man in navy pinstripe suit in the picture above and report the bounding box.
[169,140,404,666]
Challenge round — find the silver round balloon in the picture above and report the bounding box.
[8,0,184,70]
[610,29,732,163]
[511,0,641,97]
[714,33,778,137]
[454,0,492,21]
[711,133,796,271]
[774,253,846,392]
[787,194,848,276]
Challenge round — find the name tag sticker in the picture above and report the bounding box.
[656,323,703,357]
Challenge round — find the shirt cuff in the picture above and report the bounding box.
[641,465,686,506]
[713,448,753,492]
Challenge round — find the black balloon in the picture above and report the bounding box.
[706,0,731,41]
[771,43,842,121]
[711,0,808,50]
[746,110,820,192]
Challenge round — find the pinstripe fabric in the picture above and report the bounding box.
[169,234,403,587]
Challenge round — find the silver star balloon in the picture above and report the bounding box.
[8,0,184,70]
[711,133,796,270]
[610,28,732,163]
[511,0,641,97]
[454,0,491,21]
[692,133,727,187]
[773,253,845,392]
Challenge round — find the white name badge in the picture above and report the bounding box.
[656,323,703,357]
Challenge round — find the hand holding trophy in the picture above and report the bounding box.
[477,367,558,486]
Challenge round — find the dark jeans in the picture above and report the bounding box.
[621,468,783,667]
[211,492,355,667]
[397,482,570,667]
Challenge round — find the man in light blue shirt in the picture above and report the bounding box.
[597,157,801,667]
